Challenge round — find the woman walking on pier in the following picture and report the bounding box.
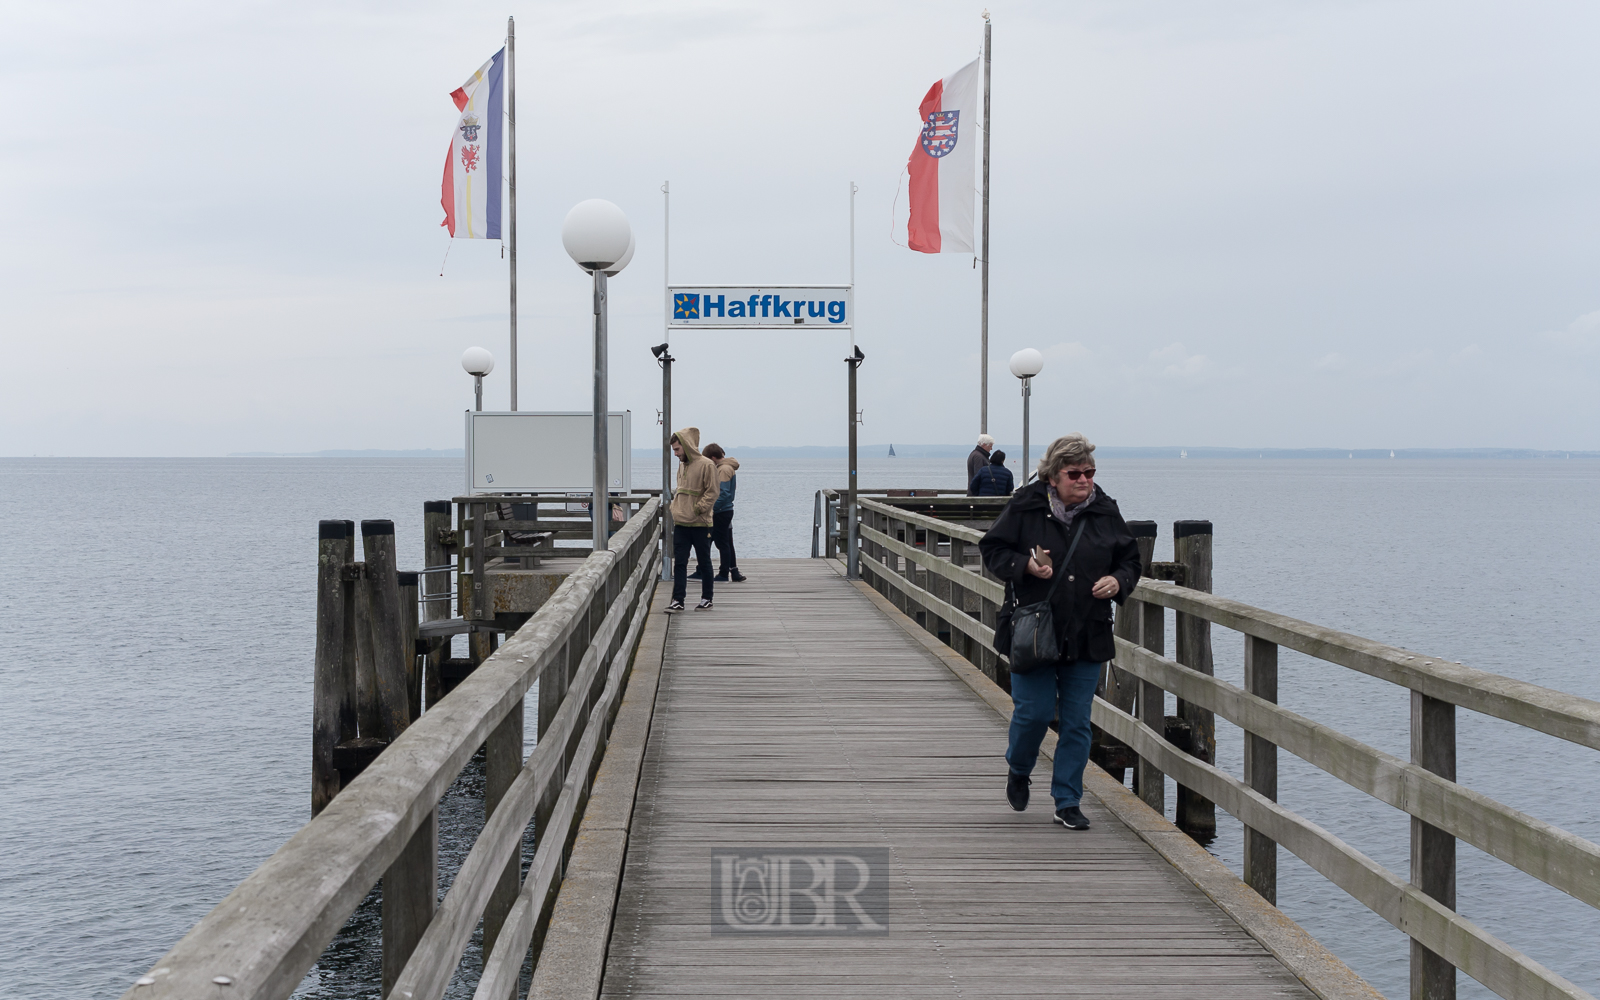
[979,433,1141,830]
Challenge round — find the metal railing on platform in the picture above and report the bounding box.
[123,500,663,1000]
[834,492,1600,1000]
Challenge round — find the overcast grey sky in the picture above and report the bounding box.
[3,0,1598,455]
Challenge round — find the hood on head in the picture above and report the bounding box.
[720,457,739,471]
[672,427,702,462]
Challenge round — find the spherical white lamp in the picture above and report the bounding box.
[602,233,635,277]
[1009,348,1044,379]
[561,199,632,271]
[461,346,495,376]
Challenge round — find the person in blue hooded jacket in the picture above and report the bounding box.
[969,450,1015,496]
[703,443,745,583]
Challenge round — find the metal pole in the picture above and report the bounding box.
[847,354,859,578]
[980,11,992,435]
[593,268,609,552]
[507,16,518,411]
[661,181,673,582]
[1021,376,1030,484]
[847,181,860,579]
[474,375,483,412]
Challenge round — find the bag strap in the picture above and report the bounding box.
[1043,517,1089,601]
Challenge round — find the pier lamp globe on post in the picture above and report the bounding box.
[561,199,633,552]
[1009,348,1044,484]
[462,347,495,412]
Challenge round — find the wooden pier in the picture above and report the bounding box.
[123,494,1600,1000]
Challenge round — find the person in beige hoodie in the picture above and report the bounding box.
[668,427,719,610]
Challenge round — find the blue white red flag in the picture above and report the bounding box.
[440,49,504,239]
[907,58,979,254]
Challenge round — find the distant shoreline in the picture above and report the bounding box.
[198,445,1600,460]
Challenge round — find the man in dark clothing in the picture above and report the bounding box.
[965,434,995,495]
[970,450,1015,496]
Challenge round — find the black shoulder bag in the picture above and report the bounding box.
[1005,518,1087,675]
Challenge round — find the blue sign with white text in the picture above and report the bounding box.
[667,286,852,329]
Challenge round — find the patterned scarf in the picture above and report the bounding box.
[1047,483,1096,528]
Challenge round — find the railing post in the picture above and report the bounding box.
[811,490,822,558]
[422,500,451,712]
[483,699,524,964]
[469,501,489,620]
[1411,691,1457,1000]
[361,520,414,743]
[313,520,351,815]
[1173,520,1216,840]
[1243,634,1279,904]
[381,809,437,998]
[1108,521,1156,717]
[1137,599,1165,815]
[398,571,420,722]
[824,496,838,559]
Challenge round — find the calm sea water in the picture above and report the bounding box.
[2,456,1596,999]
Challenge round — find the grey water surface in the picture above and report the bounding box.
[2,456,1596,999]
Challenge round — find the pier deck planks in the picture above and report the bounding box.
[601,558,1314,998]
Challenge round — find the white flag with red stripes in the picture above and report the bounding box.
[906,58,979,254]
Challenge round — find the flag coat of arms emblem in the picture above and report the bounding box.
[907,58,979,254]
[441,49,505,239]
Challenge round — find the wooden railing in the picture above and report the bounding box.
[840,494,1600,1000]
[123,499,662,1000]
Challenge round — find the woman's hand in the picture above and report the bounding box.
[1091,575,1119,599]
[1026,553,1053,579]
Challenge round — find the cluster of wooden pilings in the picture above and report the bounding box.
[311,504,475,816]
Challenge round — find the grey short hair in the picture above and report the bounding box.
[977,434,995,448]
[1038,433,1095,482]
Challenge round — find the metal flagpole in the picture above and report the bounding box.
[980,10,992,435]
[847,181,860,579]
[660,181,673,582]
[507,16,518,411]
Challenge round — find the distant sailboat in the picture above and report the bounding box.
[1390,450,1395,458]
[1180,449,1188,459]
[888,443,896,457]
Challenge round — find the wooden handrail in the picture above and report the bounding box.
[1114,637,1600,909]
[837,499,1600,1000]
[1132,579,1600,752]
[122,500,662,1000]
[1093,697,1595,1000]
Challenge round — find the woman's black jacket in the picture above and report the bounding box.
[978,481,1142,664]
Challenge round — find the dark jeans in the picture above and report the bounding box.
[672,524,714,603]
[712,509,737,575]
[1005,659,1102,809]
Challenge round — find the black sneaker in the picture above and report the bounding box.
[665,600,685,612]
[730,571,747,582]
[1006,772,1030,811]
[1053,806,1090,830]
[713,572,729,582]
[695,599,713,610]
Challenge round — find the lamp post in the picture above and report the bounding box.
[846,346,864,578]
[562,199,634,553]
[1009,348,1043,483]
[462,347,495,411]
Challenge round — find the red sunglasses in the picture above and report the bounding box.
[1061,468,1096,481]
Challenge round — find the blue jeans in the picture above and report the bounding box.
[1006,659,1102,809]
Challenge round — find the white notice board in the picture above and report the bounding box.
[465,411,631,495]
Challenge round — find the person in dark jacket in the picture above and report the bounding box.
[702,443,745,583]
[978,432,1141,830]
[965,434,995,495]
[969,450,1014,496]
